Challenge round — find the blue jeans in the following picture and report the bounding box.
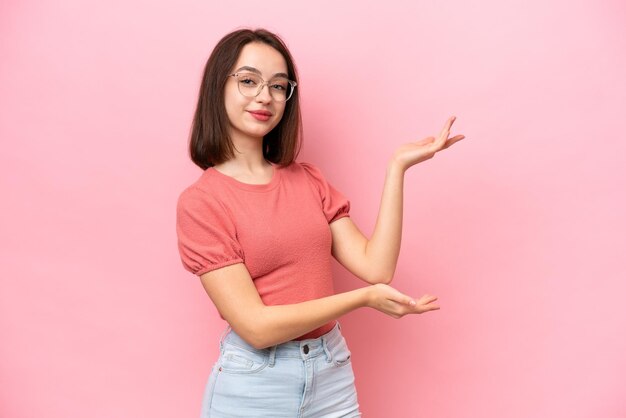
[200,322,361,417]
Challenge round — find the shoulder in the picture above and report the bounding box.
[176,171,228,216]
[294,160,320,173]
[280,160,328,190]
[286,160,326,181]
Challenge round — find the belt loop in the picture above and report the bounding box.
[322,337,332,363]
[268,345,277,367]
[218,325,231,352]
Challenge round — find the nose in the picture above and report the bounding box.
[255,82,273,103]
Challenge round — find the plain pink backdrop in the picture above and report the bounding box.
[1,1,625,417]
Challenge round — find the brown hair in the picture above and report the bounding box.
[189,28,302,170]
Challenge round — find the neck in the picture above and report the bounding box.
[217,131,271,175]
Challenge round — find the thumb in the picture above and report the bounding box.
[388,288,416,306]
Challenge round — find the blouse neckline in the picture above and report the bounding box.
[207,162,282,192]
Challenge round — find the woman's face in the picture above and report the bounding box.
[224,42,289,143]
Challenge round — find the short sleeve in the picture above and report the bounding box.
[300,162,351,224]
[176,186,244,276]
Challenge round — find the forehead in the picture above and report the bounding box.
[233,42,288,77]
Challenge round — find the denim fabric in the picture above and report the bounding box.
[200,322,361,417]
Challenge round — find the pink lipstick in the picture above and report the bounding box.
[248,110,271,122]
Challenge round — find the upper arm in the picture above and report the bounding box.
[329,217,379,284]
[176,187,245,276]
[199,263,265,346]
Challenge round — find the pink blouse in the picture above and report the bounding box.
[176,161,351,339]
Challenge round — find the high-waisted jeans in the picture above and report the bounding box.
[200,321,361,417]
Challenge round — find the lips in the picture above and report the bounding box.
[247,110,272,122]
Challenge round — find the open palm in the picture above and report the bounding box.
[393,116,465,171]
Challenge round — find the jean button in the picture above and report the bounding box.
[303,344,309,354]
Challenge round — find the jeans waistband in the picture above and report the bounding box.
[219,322,343,362]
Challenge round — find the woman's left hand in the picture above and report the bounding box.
[392,116,465,171]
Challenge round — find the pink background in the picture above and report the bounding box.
[2,1,625,417]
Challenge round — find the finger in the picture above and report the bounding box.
[424,304,441,312]
[404,295,417,306]
[433,119,455,150]
[442,135,465,150]
[406,304,439,314]
[416,302,440,313]
[418,295,438,303]
[438,116,456,138]
[395,297,417,306]
[388,289,417,306]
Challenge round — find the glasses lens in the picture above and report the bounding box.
[236,73,262,97]
[234,73,295,102]
[268,78,292,102]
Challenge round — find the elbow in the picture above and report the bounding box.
[368,271,394,285]
[368,266,396,285]
[248,331,271,350]
[245,338,266,350]
[381,276,393,285]
[235,319,273,350]
[235,330,269,350]
[377,275,394,285]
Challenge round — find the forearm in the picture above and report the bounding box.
[251,287,370,349]
[365,159,406,283]
[211,264,421,349]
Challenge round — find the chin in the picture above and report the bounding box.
[231,120,279,140]
[247,128,273,138]
[247,124,278,138]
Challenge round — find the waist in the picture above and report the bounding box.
[221,321,343,358]
[293,320,336,340]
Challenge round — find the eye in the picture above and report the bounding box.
[238,74,259,86]
[270,80,289,91]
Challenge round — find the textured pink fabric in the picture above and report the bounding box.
[176,161,351,339]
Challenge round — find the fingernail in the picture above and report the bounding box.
[409,300,416,306]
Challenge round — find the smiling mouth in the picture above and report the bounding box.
[247,111,272,121]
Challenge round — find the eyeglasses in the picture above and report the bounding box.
[228,72,297,102]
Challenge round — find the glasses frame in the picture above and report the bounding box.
[228,72,298,102]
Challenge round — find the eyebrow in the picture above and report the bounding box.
[234,66,289,79]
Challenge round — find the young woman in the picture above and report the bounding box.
[176,28,465,418]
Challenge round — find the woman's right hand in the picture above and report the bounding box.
[366,283,440,318]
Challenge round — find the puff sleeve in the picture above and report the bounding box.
[300,162,351,224]
[176,186,244,276]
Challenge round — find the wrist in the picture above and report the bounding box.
[358,286,374,309]
[388,157,407,175]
